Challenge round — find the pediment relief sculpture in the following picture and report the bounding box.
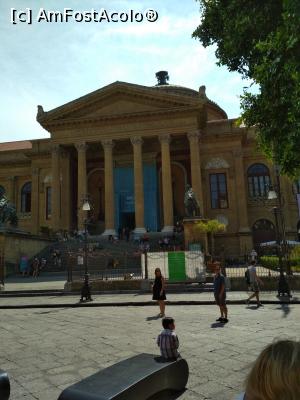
[205,158,229,170]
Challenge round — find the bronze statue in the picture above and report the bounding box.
[184,185,201,217]
[0,192,18,227]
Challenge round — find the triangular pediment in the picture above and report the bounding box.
[37,81,204,126]
[64,93,179,119]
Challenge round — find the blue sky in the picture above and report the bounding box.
[0,0,251,142]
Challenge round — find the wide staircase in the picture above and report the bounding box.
[10,233,216,293]
[32,232,185,280]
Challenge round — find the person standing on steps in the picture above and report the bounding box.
[152,267,166,317]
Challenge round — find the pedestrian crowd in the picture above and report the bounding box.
[19,255,47,278]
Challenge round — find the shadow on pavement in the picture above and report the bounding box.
[146,315,161,321]
[246,305,261,310]
[148,389,186,400]
[33,308,69,314]
[210,322,225,329]
[276,302,291,318]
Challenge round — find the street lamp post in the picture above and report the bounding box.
[267,166,291,298]
[80,199,93,302]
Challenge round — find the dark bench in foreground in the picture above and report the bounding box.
[0,369,10,400]
[58,353,189,400]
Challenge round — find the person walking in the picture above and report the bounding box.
[152,267,166,317]
[246,260,264,308]
[213,261,228,323]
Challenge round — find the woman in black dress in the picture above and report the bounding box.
[152,268,166,317]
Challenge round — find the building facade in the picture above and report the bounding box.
[1,74,299,256]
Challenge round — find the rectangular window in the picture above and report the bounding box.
[209,173,228,209]
[46,187,51,219]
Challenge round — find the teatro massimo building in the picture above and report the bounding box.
[0,71,299,256]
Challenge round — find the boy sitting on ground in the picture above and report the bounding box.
[157,317,179,360]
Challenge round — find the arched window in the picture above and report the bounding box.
[247,164,270,197]
[0,185,5,197]
[21,182,31,213]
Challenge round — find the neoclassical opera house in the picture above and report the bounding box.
[0,72,299,256]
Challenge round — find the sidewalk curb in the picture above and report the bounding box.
[0,299,298,309]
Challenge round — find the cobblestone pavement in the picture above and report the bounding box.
[1,301,299,400]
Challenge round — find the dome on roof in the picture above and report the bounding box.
[153,84,199,98]
[151,71,227,119]
[152,83,227,120]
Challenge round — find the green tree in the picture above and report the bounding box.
[193,0,300,177]
[194,219,225,255]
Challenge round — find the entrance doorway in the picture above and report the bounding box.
[88,169,105,234]
[120,212,135,230]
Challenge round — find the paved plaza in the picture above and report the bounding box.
[0,294,299,400]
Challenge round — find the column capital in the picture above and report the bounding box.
[130,136,143,146]
[232,148,243,158]
[60,149,70,159]
[101,139,114,150]
[31,167,40,176]
[187,130,201,141]
[51,144,61,155]
[159,133,171,144]
[75,142,88,152]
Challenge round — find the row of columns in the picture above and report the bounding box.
[51,131,203,234]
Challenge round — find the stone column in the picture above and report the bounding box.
[233,149,249,231]
[7,176,16,204]
[187,131,203,212]
[101,139,116,236]
[76,142,88,232]
[159,134,174,232]
[31,167,40,235]
[131,136,146,233]
[51,145,61,232]
[60,150,71,232]
[233,149,252,255]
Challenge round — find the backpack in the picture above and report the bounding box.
[245,269,250,285]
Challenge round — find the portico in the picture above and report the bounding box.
[37,81,207,235]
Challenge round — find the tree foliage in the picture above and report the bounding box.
[193,0,300,177]
[0,194,18,226]
[194,219,225,255]
[194,219,225,234]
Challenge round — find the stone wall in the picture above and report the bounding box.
[229,276,300,291]
[65,279,142,292]
[0,231,53,275]
[64,275,300,292]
